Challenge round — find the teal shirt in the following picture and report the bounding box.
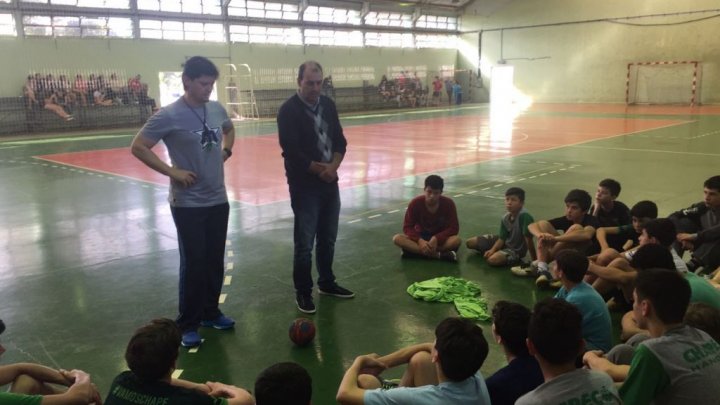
[555,282,613,352]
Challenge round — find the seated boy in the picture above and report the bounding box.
[589,179,631,252]
[466,187,536,267]
[516,298,620,404]
[512,189,599,288]
[669,175,720,272]
[584,269,720,404]
[393,175,461,262]
[255,362,311,405]
[0,321,102,405]
[552,250,613,352]
[336,317,490,405]
[593,200,658,266]
[105,318,254,405]
[485,301,543,405]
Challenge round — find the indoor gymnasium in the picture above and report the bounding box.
[1,0,719,404]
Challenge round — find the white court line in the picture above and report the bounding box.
[387,209,400,213]
[224,276,232,285]
[453,194,463,197]
[368,214,381,219]
[219,294,227,304]
[571,145,720,157]
[188,341,204,354]
[348,219,361,224]
[227,251,234,257]
[172,369,183,379]
[226,262,234,271]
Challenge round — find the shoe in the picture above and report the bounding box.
[440,250,458,262]
[200,315,235,330]
[511,261,538,277]
[296,294,316,314]
[319,284,355,298]
[535,271,552,288]
[181,331,202,347]
[65,116,74,121]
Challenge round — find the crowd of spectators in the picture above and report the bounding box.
[22,71,157,122]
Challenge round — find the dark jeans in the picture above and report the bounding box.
[290,183,340,295]
[171,202,229,332]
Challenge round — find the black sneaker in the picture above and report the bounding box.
[319,284,355,298]
[296,294,316,314]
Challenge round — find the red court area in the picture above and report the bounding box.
[38,113,687,205]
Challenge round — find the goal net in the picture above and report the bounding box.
[626,61,701,105]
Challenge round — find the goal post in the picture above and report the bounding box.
[626,61,701,106]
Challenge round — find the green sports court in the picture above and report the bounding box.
[1,1,719,404]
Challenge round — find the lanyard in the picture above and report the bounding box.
[182,97,209,130]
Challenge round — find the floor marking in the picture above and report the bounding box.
[571,145,720,157]
[481,187,490,191]
[188,341,204,354]
[141,184,149,188]
[226,262,234,271]
[226,240,231,246]
[172,369,183,379]
[219,294,227,304]
[493,184,503,187]
[348,219,361,224]
[224,276,232,285]
[387,209,400,213]
[549,170,557,174]
[227,251,234,257]
[467,190,477,194]
[539,173,547,176]
[453,194,463,197]
[368,214,381,219]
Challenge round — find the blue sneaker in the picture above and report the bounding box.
[181,331,202,347]
[200,315,235,330]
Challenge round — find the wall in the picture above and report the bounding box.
[0,36,457,104]
[459,0,720,104]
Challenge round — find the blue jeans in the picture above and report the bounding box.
[171,202,229,332]
[290,184,340,295]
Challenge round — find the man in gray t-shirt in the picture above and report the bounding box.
[131,56,235,348]
[518,298,621,405]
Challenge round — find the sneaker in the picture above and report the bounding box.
[439,250,458,262]
[319,284,355,298]
[511,261,538,277]
[65,116,74,121]
[535,271,552,288]
[181,331,202,347]
[200,315,235,330]
[296,294,316,314]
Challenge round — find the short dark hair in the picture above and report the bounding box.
[424,175,444,191]
[630,200,658,219]
[297,61,323,81]
[599,179,621,197]
[182,56,219,81]
[505,187,525,202]
[492,301,531,357]
[564,189,592,212]
[125,319,180,382]
[704,176,720,191]
[554,249,588,283]
[255,362,312,405]
[643,218,676,247]
[434,317,488,381]
[635,269,690,324]
[684,302,720,342]
[528,298,583,364]
[631,243,675,270]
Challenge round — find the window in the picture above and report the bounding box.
[248,25,301,45]
[20,0,129,6]
[330,66,375,82]
[304,29,362,47]
[228,0,298,20]
[416,15,458,31]
[0,13,16,36]
[303,6,361,25]
[137,0,221,15]
[140,19,224,42]
[364,11,412,28]
[23,15,132,38]
[365,31,414,48]
[415,34,457,49]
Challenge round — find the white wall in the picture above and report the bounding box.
[460,0,720,103]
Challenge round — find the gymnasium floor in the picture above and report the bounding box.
[1,102,719,404]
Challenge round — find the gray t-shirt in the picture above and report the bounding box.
[141,98,231,207]
[516,369,621,405]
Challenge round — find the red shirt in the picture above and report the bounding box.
[403,195,459,245]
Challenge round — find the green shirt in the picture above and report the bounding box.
[0,392,42,405]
